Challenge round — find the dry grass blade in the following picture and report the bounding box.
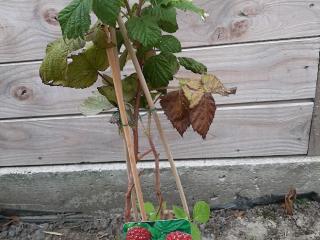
[43,231,63,236]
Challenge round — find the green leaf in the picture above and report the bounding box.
[178,57,207,74]
[193,201,210,224]
[143,52,179,88]
[66,44,109,88]
[92,0,121,27]
[40,38,84,86]
[58,0,92,39]
[98,73,138,105]
[98,85,117,106]
[126,16,161,47]
[144,202,156,215]
[85,23,108,49]
[142,6,178,33]
[191,223,202,240]
[157,35,181,53]
[79,91,114,116]
[119,49,128,71]
[170,0,206,18]
[173,205,188,219]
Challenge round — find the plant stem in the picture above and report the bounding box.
[136,0,144,16]
[124,0,132,17]
[104,26,147,221]
[133,83,142,162]
[117,16,191,218]
[138,148,153,160]
[140,114,164,216]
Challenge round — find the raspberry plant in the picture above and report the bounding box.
[39,0,236,239]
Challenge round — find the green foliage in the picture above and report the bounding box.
[79,91,114,115]
[98,73,138,106]
[126,16,162,47]
[191,223,201,240]
[193,201,210,224]
[157,35,181,53]
[42,0,207,98]
[143,52,179,88]
[172,201,211,239]
[92,0,121,27]
[170,0,206,18]
[39,38,84,86]
[58,0,92,39]
[173,205,188,219]
[178,57,207,74]
[66,44,109,88]
[142,5,178,33]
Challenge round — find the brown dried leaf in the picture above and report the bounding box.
[190,93,216,139]
[284,188,297,216]
[160,90,191,136]
[202,74,237,96]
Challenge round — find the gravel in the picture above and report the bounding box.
[1,199,320,240]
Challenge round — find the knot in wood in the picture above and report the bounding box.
[43,8,59,26]
[231,18,249,38]
[13,86,33,101]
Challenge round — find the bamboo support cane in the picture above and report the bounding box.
[104,26,147,221]
[117,16,191,218]
[123,137,139,222]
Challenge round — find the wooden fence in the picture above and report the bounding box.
[0,0,320,167]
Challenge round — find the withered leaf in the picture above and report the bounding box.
[160,90,191,136]
[284,188,297,216]
[202,74,237,96]
[190,93,216,139]
[179,78,204,108]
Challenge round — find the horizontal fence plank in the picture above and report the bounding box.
[1,0,320,62]
[0,101,313,167]
[178,0,320,47]
[0,39,318,119]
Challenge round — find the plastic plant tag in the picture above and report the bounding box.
[123,219,191,239]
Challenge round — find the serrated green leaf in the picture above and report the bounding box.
[193,201,210,224]
[79,91,114,116]
[126,16,161,47]
[173,205,188,219]
[65,44,108,89]
[178,57,207,74]
[191,223,202,240]
[58,0,92,39]
[40,38,84,86]
[143,52,179,88]
[92,0,121,27]
[157,35,181,53]
[142,6,178,33]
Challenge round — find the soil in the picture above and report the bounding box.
[1,199,320,240]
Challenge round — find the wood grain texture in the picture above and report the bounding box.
[177,0,320,47]
[0,102,313,167]
[1,39,318,119]
[308,62,320,156]
[0,0,320,62]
